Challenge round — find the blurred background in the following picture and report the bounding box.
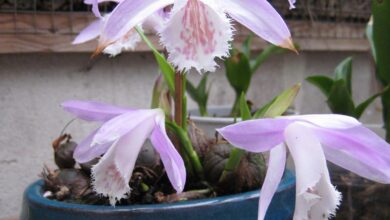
[0,0,381,219]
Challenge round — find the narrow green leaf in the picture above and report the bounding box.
[334,57,353,94]
[366,17,377,62]
[306,75,335,97]
[151,74,171,118]
[326,80,356,117]
[381,89,390,142]
[261,83,301,118]
[136,27,175,94]
[225,49,252,96]
[198,74,208,97]
[373,0,390,141]
[242,34,253,58]
[355,94,380,119]
[355,86,389,119]
[239,92,251,120]
[198,75,209,116]
[373,0,390,85]
[151,74,164,109]
[186,75,209,116]
[186,81,199,102]
[253,97,276,119]
[250,44,287,73]
[218,147,245,183]
[182,95,188,129]
[165,121,204,179]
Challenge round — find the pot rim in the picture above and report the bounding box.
[24,171,295,213]
[188,107,298,123]
[188,106,241,123]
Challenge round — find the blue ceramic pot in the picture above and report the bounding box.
[21,171,295,220]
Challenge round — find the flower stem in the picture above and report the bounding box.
[173,71,204,179]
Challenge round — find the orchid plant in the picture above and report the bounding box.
[55,0,390,220]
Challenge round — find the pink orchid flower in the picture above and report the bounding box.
[94,0,296,72]
[62,100,186,205]
[218,114,390,220]
[73,15,141,57]
[73,0,168,56]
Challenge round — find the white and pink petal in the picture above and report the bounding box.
[284,123,341,220]
[91,117,155,205]
[92,109,158,145]
[73,129,112,163]
[103,27,141,56]
[72,19,103,44]
[223,0,295,51]
[150,114,186,192]
[217,118,292,153]
[61,100,132,122]
[313,125,390,183]
[283,114,361,129]
[98,0,174,49]
[288,0,296,9]
[84,0,123,18]
[258,143,287,220]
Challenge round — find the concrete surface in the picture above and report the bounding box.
[0,51,383,219]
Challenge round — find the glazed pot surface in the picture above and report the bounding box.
[21,171,296,220]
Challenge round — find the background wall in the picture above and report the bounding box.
[0,51,382,219]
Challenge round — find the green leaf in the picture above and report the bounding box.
[136,27,175,94]
[253,97,276,119]
[373,0,390,85]
[254,83,301,118]
[186,80,198,100]
[198,74,208,96]
[373,0,390,141]
[381,89,390,142]
[182,95,188,129]
[326,80,356,117]
[225,49,252,96]
[165,121,204,179]
[250,44,287,73]
[218,147,245,183]
[150,74,171,117]
[151,74,164,109]
[306,75,335,97]
[366,17,377,62]
[186,75,209,116]
[242,34,253,58]
[239,92,251,120]
[334,57,353,94]
[355,86,389,119]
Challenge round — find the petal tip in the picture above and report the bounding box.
[280,37,298,54]
[92,46,105,58]
[71,39,80,45]
[92,40,112,58]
